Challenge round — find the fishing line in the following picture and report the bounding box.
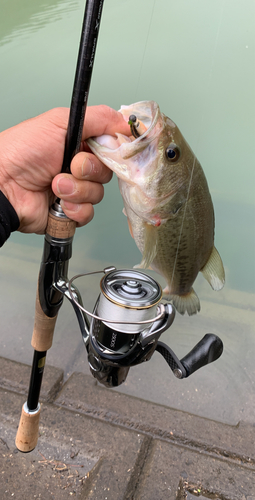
[169,0,227,290]
[134,0,156,99]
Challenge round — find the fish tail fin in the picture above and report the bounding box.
[201,246,225,291]
[163,287,200,316]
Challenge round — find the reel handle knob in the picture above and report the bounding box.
[180,333,223,377]
[156,334,223,378]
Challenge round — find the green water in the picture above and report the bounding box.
[1,0,254,292]
[0,0,254,424]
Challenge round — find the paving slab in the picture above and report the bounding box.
[132,439,255,500]
[56,371,255,463]
[0,389,142,499]
[0,357,255,500]
[0,356,63,403]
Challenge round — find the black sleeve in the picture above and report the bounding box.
[0,191,20,247]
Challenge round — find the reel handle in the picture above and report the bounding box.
[180,334,223,377]
[156,334,223,379]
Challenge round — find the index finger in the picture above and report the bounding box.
[82,105,130,140]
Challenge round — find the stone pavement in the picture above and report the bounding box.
[0,356,255,500]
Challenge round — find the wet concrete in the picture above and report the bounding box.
[1,357,255,499]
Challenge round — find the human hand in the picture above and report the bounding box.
[0,106,130,234]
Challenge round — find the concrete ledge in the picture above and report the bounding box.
[56,371,255,464]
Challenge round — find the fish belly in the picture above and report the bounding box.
[123,193,214,316]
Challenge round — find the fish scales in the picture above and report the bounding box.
[87,101,225,315]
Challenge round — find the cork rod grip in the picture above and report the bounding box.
[15,404,41,452]
[31,286,58,351]
[46,211,76,239]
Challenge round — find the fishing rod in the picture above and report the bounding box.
[15,0,105,453]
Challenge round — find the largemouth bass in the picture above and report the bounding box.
[87,101,225,315]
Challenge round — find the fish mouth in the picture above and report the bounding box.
[87,101,169,224]
[119,100,160,136]
[87,101,163,159]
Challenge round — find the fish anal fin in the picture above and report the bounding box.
[133,263,154,270]
[163,287,200,316]
[201,246,225,291]
[133,262,143,269]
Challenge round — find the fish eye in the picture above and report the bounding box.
[165,143,180,162]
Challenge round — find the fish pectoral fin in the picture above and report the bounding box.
[141,223,158,268]
[134,223,158,269]
[122,209,135,239]
[201,246,225,291]
[127,217,134,239]
[164,288,200,316]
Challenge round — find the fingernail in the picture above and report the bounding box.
[81,158,93,178]
[57,177,75,195]
[60,200,80,213]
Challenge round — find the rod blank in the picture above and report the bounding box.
[61,0,105,173]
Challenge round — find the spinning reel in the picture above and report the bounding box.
[56,252,223,388]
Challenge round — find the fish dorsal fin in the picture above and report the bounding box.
[134,223,158,269]
[201,246,225,291]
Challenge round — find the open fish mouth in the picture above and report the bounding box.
[87,101,163,159]
[87,100,177,220]
[119,100,160,137]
